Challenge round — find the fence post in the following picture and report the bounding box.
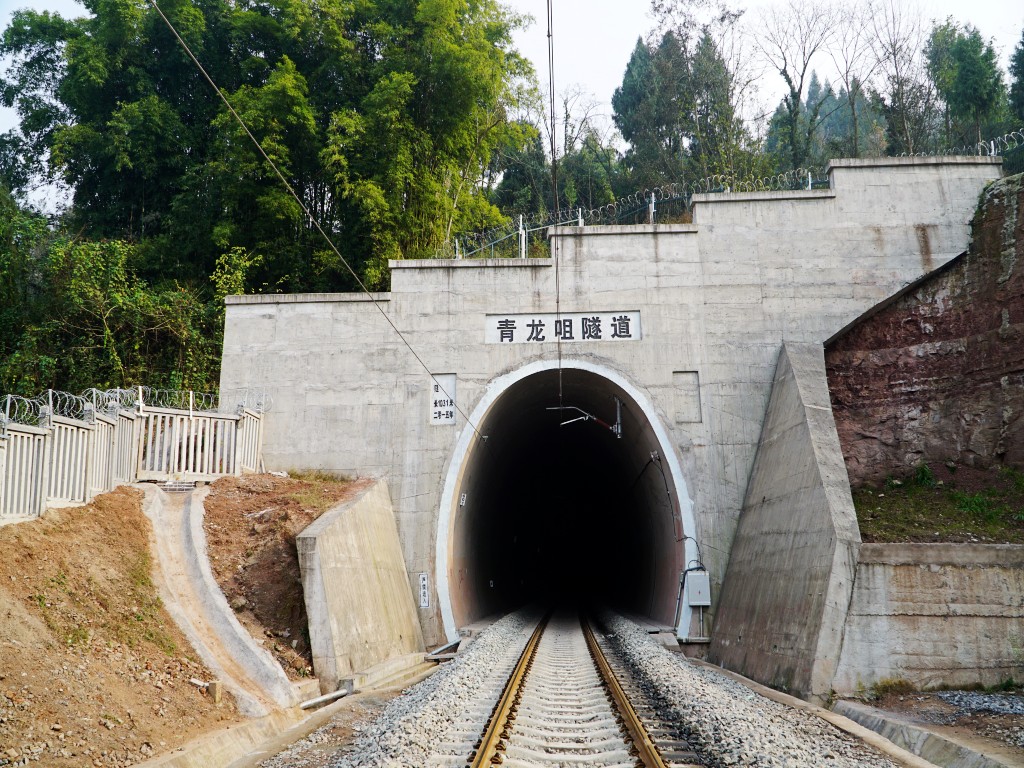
[0,434,7,517]
[38,420,52,517]
[519,215,526,259]
[578,208,583,227]
[84,403,96,502]
[648,193,655,224]
[135,387,146,479]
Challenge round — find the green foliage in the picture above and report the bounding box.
[767,72,888,168]
[0,0,531,391]
[925,21,1008,147]
[0,204,220,395]
[952,490,1005,522]
[855,462,1024,543]
[612,30,763,189]
[1,0,529,293]
[1011,29,1024,123]
[914,463,936,488]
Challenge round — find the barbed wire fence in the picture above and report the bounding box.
[1,386,272,431]
[439,128,1024,261]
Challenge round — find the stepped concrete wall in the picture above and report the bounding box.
[834,544,1024,692]
[220,157,1001,648]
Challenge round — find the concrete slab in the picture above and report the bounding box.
[139,484,298,716]
[834,700,1019,768]
[296,479,425,694]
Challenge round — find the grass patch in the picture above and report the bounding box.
[287,469,350,484]
[854,462,1024,543]
[871,677,917,699]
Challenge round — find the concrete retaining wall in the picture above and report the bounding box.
[709,343,860,702]
[297,479,425,693]
[834,544,1024,693]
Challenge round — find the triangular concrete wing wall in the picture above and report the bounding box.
[709,342,860,702]
[297,479,425,693]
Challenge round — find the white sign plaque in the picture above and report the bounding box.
[485,311,641,344]
[418,572,430,608]
[429,374,457,425]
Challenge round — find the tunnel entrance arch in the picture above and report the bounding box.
[435,359,698,641]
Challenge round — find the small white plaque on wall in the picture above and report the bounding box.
[430,374,457,425]
[418,573,430,608]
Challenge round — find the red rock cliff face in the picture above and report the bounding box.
[826,173,1024,488]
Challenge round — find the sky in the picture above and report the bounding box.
[0,0,1021,201]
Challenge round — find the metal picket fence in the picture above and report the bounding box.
[0,387,268,520]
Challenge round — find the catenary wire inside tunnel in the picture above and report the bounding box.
[447,367,687,629]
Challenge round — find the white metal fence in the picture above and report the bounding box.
[0,388,266,520]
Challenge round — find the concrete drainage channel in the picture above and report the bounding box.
[135,650,440,768]
[135,482,440,768]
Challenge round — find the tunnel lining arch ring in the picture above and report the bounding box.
[434,358,699,642]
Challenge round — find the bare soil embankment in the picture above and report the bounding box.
[0,487,239,767]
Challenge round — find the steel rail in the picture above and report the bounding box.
[467,615,548,767]
[582,617,670,768]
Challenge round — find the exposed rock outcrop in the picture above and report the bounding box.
[826,173,1024,487]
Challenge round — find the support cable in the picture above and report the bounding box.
[146,0,482,438]
[546,0,563,412]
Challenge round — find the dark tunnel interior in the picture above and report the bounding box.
[448,368,685,629]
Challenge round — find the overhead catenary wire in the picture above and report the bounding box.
[145,0,482,438]
[546,0,563,413]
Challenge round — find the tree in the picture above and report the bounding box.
[755,0,838,170]
[0,0,531,293]
[830,1,882,157]
[869,0,940,155]
[612,26,759,190]
[1011,27,1024,123]
[613,33,690,186]
[946,27,1005,145]
[0,188,219,395]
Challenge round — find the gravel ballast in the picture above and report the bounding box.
[267,611,912,767]
[327,610,538,767]
[602,614,899,767]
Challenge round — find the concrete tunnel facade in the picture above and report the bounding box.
[435,359,696,639]
[218,157,1002,653]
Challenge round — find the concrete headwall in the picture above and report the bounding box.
[709,343,860,702]
[296,479,424,692]
[834,543,1024,693]
[220,157,1002,645]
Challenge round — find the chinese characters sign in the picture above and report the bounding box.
[430,373,457,425]
[418,573,430,608]
[485,311,642,344]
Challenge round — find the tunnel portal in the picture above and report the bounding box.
[444,365,688,632]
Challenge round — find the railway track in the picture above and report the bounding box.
[467,611,701,768]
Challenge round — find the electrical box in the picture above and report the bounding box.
[686,570,711,607]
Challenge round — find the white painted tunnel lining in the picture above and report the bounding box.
[434,358,698,642]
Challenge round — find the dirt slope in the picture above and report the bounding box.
[203,473,369,679]
[0,487,239,767]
